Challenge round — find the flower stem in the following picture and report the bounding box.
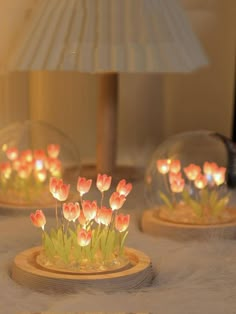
[55,200,59,229]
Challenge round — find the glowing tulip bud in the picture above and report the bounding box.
[168,171,182,185]
[63,202,80,222]
[77,229,92,247]
[203,162,218,175]
[78,211,87,226]
[21,149,33,162]
[33,149,46,161]
[194,174,208,189]
[213,167,226,186]
[82,200,97,221]
[109,192,126,211]
[184,164,201,181]
[49,177,63,195]
[95,207,112,226]
[6,147,18,161]
[47,144,60,159]
[116,179,132,197]
[30,210,46,230]
[77,177,92,196]
[49,177,70,201]
[18,163,32,179]
[0,162,12,179]
[46,158,62,177]
[156,159,170,174]
[96,174,112,192]
[54,182,70,201]
[34,169,47,183]
[12,158,21,171]
[169,160,181,174]
[115,214,130,232]
[170,177,185,193]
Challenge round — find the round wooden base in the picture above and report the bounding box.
[11,246,153,293]
[141,209,236,241]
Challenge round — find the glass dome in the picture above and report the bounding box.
[145,130,236,225]
[0,120,80,208]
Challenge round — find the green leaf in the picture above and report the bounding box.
[182,189,191,204]
[200,189,209,206]
[105,230,115,260]
[212,196,229,216]
[120,231,128,255]
[189,199,203,217]
[159,191,173,210]
[209,190,218,209]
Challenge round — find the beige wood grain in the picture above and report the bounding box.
[96,74,118,174]
[11,246,153,292]
[141,209,236,240]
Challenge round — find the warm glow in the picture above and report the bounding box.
[30,174,132,269]
[213,167,226,186]
[184,164,201,181]
[194,174,207,189]
[156,159,170,174]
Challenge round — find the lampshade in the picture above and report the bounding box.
[8,0,208,73]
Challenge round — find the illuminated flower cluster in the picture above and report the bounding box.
[0,144,62,203]
[156,158,229,217]
[30,174,132,267]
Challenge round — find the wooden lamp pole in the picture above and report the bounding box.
[97,73,118,174]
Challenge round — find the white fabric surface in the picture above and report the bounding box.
[1,181,236,313]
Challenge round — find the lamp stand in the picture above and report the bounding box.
[97,73,118,174]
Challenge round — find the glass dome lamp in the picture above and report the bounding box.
[142,130,236,239]
[0,120,80,211]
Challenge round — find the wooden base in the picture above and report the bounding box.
[141,209,236,241]
[11,246,153,293]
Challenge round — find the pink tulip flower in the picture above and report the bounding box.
[95,207,112,226]
[0,162,12,179]
[47,144,60,159]
[109,192,126,211]
[116,179,132,197]
[77,177,92,196]
[156,159,170,174]
[96,174,112,192]
[169,160,181,174]
[115,214,130,232]
[49,177,70,201]
[33,149,46,161]
[17,163,32,179]
[213,167,226,186]
[203,162,218,176]
[82,200,97,221]
[168,171,182,185]
[63,202,80,222]
[78,211,87,226]
[46,158,62,176]
[194,174,208,189]
[34,169,47,183]
[6,147,18,161]
[49,177,62,195]
[77,229,92,247]
[184,164,201,181]
[170,177,185,193]
[30,210,46,230]
[20,149,33,163]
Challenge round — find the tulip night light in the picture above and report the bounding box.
[142,131,236,239]
[0,144,63,206]
[12,173,153,291]
[30,174,133,272]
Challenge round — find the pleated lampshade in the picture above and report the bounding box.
[8,0,208,73]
